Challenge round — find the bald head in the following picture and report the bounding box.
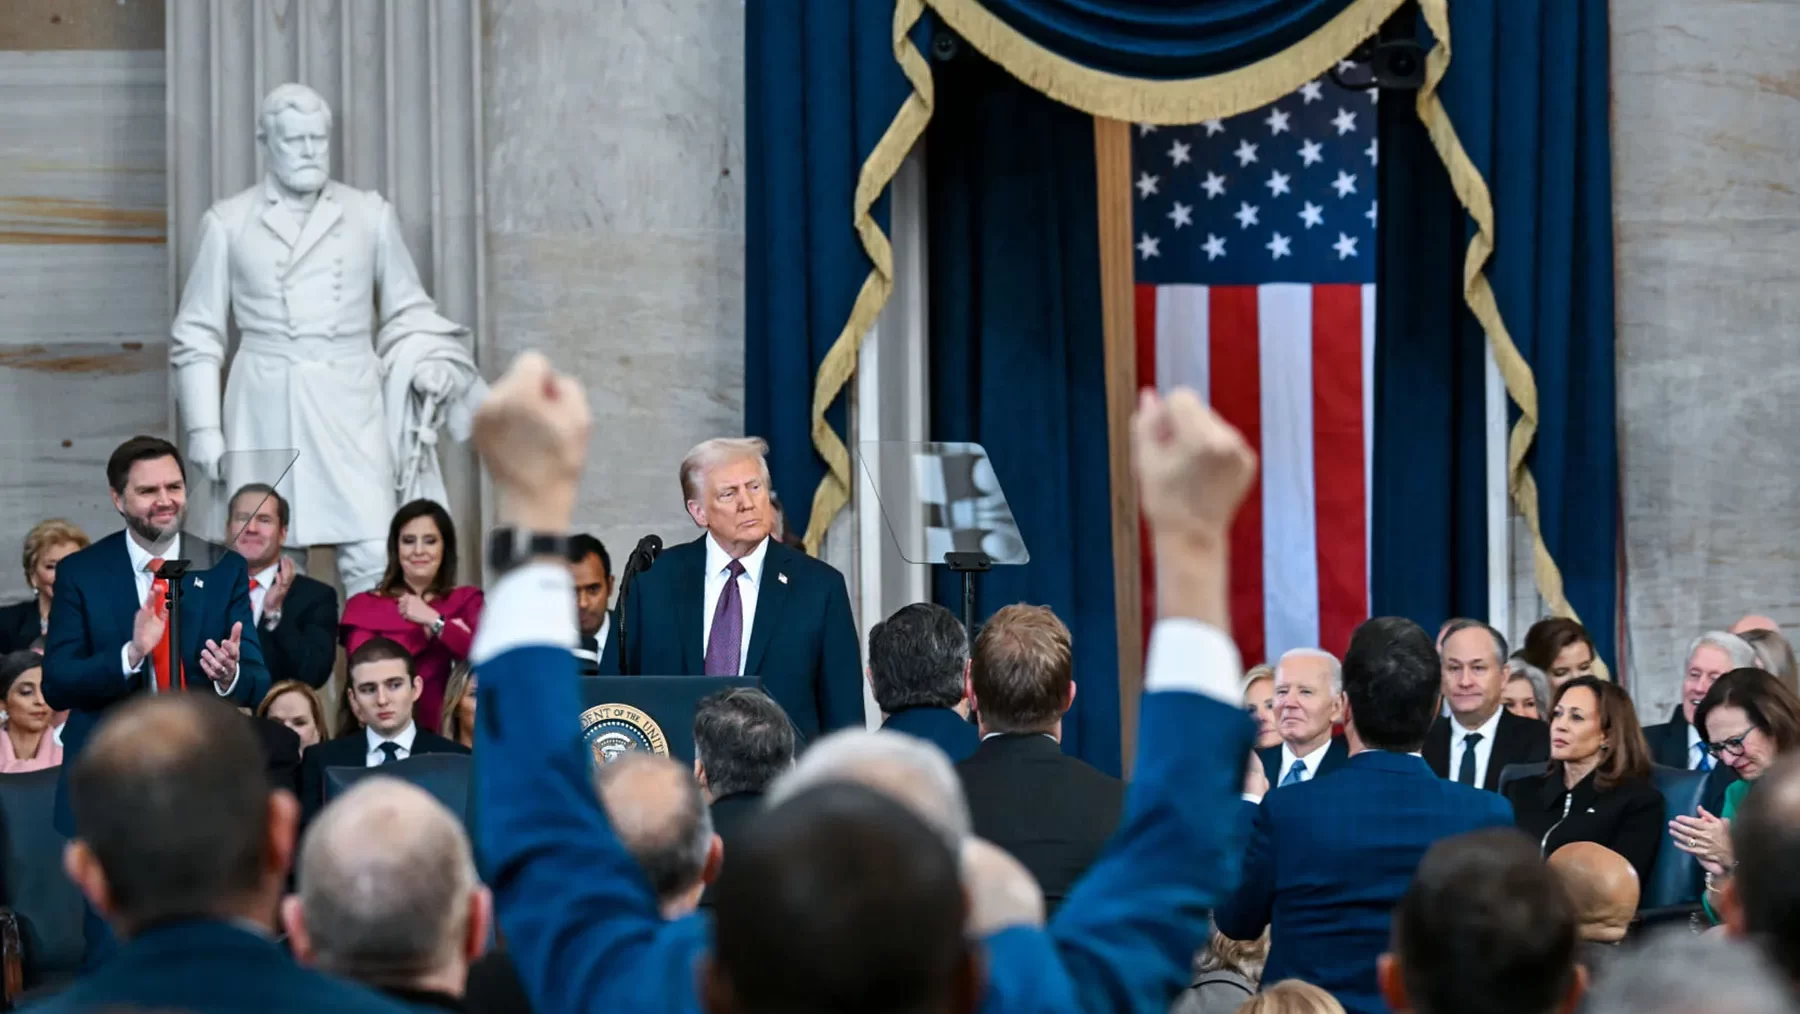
[960,838,1044,935]
[1733,615,1780,636]
[596,753,717,915]
[1548,843,1638,942]
[288,778,482,989]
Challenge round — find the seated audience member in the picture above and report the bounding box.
[1546,842,1637,981]
[285,777,490,1013]
[300,637,470,819]
[596,753,722,917]
[1642,630,1756,773]
[1741,626,1799,692]
[1171,923,1267,1014]
[1503,659,1550,721]
[956,603,1123,911]
[1239,981,1348,1014]
[1715,753,1800,993]
[440,665,478,749]
[1426,620,1550,792]
[464,357,1259,1014]
[868,602,978,762]
[341,499,482,734]
[0,649,60,771]
[1257,648,1348,787]
[227,484,339,689]
[1216,616,1514,1014]
[259,679,327,752]
[1505,677,1664,883]
[706,783,980,1014]
[1670,667,1800,922]
[0,518,89,653]
[1243,664,1281,750]
[1379,829,1584,1014]
[1519,617,1598,687]
[37,694,407,1013]
[569,533,617,673]
[1583,930,1791,1014]
[693,687,796,850]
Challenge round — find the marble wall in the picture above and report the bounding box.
[1613,1,1800,715]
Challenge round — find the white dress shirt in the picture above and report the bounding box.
[120,533,238,697]
[1686,722,1709,770]
[248,561,280,626]
[701,534,768,672]
[1450,705,1504,788]
[364,721,418,767]
[1277,737,1334,785]
[593,612,612,660]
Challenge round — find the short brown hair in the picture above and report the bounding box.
[1519,617,1595,674]
[970,605,1072,734]
[1695,667,1800,755]
[1549,677,1652,791]
[21,518,89,583]
[106,435,184,494]
[257,680,327,735]
[347,636,416,679]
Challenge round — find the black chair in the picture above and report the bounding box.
[1497,760,1547,795]
[0,767,84,1006]
[1637,763,1707,925]
[323,753,473,829]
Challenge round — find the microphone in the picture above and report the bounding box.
[632,534,663,571]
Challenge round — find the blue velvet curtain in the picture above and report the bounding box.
[926,52,1120,774]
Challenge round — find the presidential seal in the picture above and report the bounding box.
[579,704,669,766]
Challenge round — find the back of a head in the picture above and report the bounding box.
[769,728,970,845]
[1729,753,1800,987]
[868,603,969,713]
[1391,829,1577,1014]
[1744,627,1800,692]
[970,604,1071,735]
[1546,842,1638,942]
[1583,930,1795,1014]
[1342,616,1442,752]
[1239,980,1346,1014]
[693,687,796,797]
[296,776,476,982]
[708,782,971,1014]
[595,752,713,905]
[70,694,269,932]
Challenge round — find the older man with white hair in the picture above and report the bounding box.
[1256,648,1348,789]
[623,436,863,739]
[1643,630,1757,816]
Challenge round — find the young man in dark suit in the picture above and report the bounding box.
[623,437,863,741]
[570,533,619,674]
[956,604,1123,913]
[300,636,468,819]
[1423,619,1550,792]
[37,693,408,1014]
[226,483,339,689]
[870,602,979,763]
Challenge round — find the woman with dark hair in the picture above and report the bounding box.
[1504,676,1664,884]
[338,499,482,733]
[0,649,60,772]
[1519,617,1598,687]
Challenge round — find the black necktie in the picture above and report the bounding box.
[1458,732,1484,786]
[378,741,401,765]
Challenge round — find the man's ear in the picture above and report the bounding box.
[694,757,709,790]
[1064,680,1078,714]
[685,500,707,529]
[63,840,113,922]
[281,895,315,964]
[701,834,725,886]
[465,885,493,960]
[1377,953,1408,1013]
[267,789,301,881]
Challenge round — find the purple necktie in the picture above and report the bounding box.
[704,559,746,676]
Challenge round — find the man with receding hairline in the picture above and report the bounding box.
[595,753,722,918]
[1547,842,1636,982]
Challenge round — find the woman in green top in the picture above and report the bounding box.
[1669,667,1800,920]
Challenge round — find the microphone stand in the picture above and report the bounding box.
[613,537,662,676]
[156,559,191,692]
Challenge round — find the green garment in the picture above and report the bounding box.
[1704,777,1753,923]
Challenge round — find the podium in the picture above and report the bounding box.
[578,675,761,765]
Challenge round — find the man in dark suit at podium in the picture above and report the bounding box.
[570,533,620,674]
[624,437,863,740]
[226,484,339,689]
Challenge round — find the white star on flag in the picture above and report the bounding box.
[1266,232,1292,259]
[1233,140,1259,167]
[1137,123,1158,136]
[1202,119,1226,136]
[1265,108,1291,136]
[1365,201,1379,226]
[1136,172,1160,198]
[1332,108,1359,136]
[1168,201,1193,228]
[1300,80,1324,104]
[1332,171,1358,197]
[1136,233,1160,259]
[1298,202,1324,229]
[1265,170,1291,197]
[1201,171,1227,199]
[1333,233,1360,260]
[1369,87,1380,104]
[1299,139,1324,167]
[1168,139,1192,166]
[1234,201,1260,229]
[1365,139,1378,165]
[1202,233,1227,260]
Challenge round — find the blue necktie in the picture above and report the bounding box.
[1280,759,1307,787]
[1696,743,1712,772]
[1458,732,1484,786]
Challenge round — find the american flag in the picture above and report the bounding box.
[1133,72,1378,666]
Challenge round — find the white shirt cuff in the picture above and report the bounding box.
[214,667,238,697]
[121,643,142,677]
[471,562,578,664]
[1143,618,1242,705]
[1242,793,1264,804]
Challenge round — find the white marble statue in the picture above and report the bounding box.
[170,83,485,595]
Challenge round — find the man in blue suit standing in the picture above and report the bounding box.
[465,355,1259,1014]
[1215,615,1514,1014]
[623,436,863,740]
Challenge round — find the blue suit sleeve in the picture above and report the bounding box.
[816,570,865,732]
[41,564,134,713]
[222,560,268,706]
[1213,798,1274,940]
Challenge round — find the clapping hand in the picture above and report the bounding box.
[260,556,296,615]
[473,352,591,532]
[1670,806,1733,873]
[199,622,243,685]
[128,598,166,669]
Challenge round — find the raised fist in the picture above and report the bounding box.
[473,352,591,532]
[1132,388,1257,541]
[187,427,227,483]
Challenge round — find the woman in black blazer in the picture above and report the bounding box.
[1505,676,1665,885]
[0,519,90,653]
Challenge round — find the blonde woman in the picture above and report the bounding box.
[1242,665,1280,750]
[257,680,328,752]
[1173,923,1269,1014]
[440,662,477,749]
[0,519,89,652]
[1236,981,1345,1014]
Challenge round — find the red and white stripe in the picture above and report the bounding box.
[1135,282,1376,665]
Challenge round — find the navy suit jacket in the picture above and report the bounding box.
[1215,750,1514,1014]
[475,630,1254,1014]
[882,705,979,763]
[622,536,862,740]
[20,918,410,1014]
[41,531,268,833]
[1257,735,1350,787]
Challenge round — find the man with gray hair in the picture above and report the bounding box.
[1424,619,1549,792]
[283,777,490,1012]
[1644,630,1758,775]
[1583,930,1793,1014]
[1256,647,1348,788]
[624,436,863,739]
[596,753,722,918]
[869,602,979,762]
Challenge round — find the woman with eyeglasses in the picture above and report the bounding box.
[1669,667,1800,920]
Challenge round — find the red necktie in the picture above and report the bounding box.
[147,557,179,691]
[249,577,261,591]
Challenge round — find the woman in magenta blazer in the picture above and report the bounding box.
[339,499,482,734]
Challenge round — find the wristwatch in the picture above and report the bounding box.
[486,527,572,577]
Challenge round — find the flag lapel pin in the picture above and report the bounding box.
[194,577,204,589]
[778,572,789,585]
